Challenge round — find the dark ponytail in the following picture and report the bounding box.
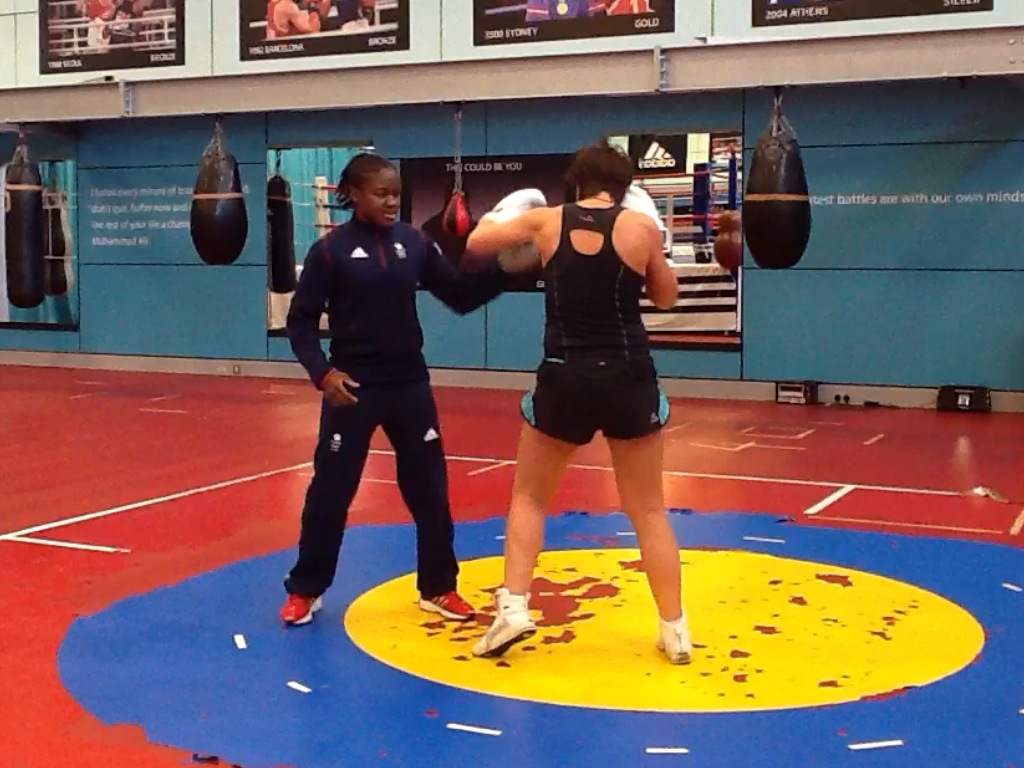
[336,152,397,210]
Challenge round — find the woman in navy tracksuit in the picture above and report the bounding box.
[281,153,505,626]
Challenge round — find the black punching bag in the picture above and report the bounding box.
[267,173,296,293]
[44,187,71,296]
[191,118,248,265]
[743,92,811,269]
[4,143,46,309]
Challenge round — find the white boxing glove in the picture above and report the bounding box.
[622,183,666,232]
[480,188,548,273]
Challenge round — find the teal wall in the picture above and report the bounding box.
[2,78,1023,390]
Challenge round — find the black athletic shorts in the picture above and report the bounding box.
[520,357,670,446]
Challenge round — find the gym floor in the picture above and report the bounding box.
[1,365,1022,768]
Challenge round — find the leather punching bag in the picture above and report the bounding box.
[743,93,811,269]
[4,144,46,309]
[44,187,73,296]
[267,173,296,293]
[191,119,248,265]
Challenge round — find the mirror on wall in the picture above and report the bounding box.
[1,146,78,330]
[607,130,744,348]
[265,143,374,335]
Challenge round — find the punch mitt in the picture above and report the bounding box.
[744,105,811,269]
[622,183,666,232]
[481,188,547,274]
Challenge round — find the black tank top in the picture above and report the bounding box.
[541,203,651,364]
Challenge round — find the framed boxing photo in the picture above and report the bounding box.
[751,0,994,27]
[239,0,411,61]
[38,0,186,75]
[473,0,674,46]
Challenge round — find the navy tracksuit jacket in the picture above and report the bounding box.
[284,216,505,599]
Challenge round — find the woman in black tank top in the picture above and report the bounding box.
[466,141,693,664]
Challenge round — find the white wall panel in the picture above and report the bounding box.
[0,14,17,90]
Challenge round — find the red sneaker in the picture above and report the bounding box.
[280,594,323,626]
[419,591,475,621]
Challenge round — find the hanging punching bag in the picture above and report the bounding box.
[44,183,73,296]
[4,143,46,309]
[743,91,811,269]
[191,118,248,265]
[267,173,296,293]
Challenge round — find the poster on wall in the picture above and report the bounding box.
[239,0,410,61]
[752,0,994,27]
[400,153,573,292]
[473,0,674,46]
[38,0,185,75]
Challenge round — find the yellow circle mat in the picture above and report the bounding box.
[344,548,984,712]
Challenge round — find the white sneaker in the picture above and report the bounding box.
[472,588,537,658]
[656,612,693,665]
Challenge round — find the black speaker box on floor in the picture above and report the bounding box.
[936,385,991,413]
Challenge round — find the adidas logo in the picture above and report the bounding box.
[423,427,439,442]
[350,247,368,259]
[638,141,677,170]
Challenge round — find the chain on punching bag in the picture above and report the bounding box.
[442,105,471,237]
[4,139,46,309]
[191,116,249,265]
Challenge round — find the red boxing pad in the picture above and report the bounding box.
[442,191,471,237]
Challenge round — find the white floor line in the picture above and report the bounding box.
[743,536,785,544]
[446,722,502,737]
[804,485,857,516]
[0,462,311,541]
[4,535,129,554]
[233,634,248,650]
[466,460,514,477]
[863,433,885,446]
[69,392,102,400]
[1002,583,1022,593]
[1010,508,1024,536]
[847,740,904,751]
[821,516,1003,535]
[664,421,692,434]
[646,746,691,755]
[147,394,180,402]
[138,407,188,415]
[0,447,988,543]
[689,441,755,452]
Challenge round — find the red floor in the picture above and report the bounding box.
[0,365,1022,767]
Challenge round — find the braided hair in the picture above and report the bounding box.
[335,152,397,211]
